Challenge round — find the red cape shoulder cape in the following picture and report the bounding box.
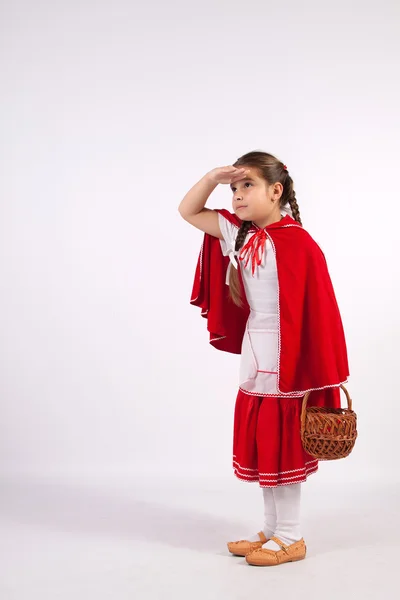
[190,210,349,401]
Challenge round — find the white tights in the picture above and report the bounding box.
[247,482,303,551]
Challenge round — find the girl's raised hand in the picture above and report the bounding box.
[178,166,250,239]
[207,166,249,185]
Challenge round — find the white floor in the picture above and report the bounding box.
[0,473,397,600]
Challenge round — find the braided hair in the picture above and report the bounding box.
[287,190,302,226]
[228,220,253,307]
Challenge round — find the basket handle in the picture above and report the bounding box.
[300,385,353,432]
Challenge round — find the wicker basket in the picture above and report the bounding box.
[300,385,357,460]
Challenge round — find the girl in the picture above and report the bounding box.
[178,151,349,567]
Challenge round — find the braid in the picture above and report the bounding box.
[228,220,252,307]
[235,220,252,251]
[288,191,302,226]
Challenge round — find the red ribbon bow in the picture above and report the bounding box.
[239,229,267,276]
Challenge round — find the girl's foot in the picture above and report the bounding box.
[245,536,306,566]
[227,531,268,556]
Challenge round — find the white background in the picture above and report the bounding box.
[1,1,399,597]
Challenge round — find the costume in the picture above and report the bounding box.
[190,209,349,487]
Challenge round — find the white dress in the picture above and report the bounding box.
[218,212,285,397]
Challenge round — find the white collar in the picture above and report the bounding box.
[280,202,293,217]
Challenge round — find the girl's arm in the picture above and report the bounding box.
[178,173,223,239]
[178,166,248,239]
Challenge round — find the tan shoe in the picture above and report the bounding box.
[227,531,268,556]
[245,535,306,566]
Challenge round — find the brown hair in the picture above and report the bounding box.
[228,150,302,307]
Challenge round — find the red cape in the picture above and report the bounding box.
[190,210,349,406]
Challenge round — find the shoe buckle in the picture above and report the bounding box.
[272,537,289,553]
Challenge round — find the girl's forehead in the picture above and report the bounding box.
[241,166,261,179]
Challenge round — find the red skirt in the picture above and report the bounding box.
[232,389,321,487]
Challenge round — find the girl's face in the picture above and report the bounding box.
[230,167,283,227]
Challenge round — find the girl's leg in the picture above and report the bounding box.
[247,487,277,541]
[262,482,303,551]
